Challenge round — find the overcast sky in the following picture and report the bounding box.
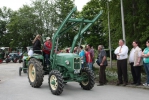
[0,0,90,11]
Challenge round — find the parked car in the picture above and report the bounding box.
[5,53,20,63]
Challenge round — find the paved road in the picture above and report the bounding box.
[0,63,148,100]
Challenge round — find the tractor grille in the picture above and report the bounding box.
[74,57,81,69]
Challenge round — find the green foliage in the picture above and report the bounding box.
[0,20,6,35]
[100,0,149,49]
[32,0,56,38]
[0,0,76,50]
[1,0,149,51]
[0,7,13,46]
[54,0,75,48]
[79,0,105,48]
[6,5,43,48]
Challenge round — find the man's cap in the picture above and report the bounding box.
[46,37,51,40]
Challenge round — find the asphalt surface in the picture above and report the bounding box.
[0,63,149,100]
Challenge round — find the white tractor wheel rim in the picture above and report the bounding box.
[29,64,36,82]
[81,72,89,86]
[50,75,58,90]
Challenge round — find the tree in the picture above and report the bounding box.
[53,0,75,48]
[6,5,43,48]
[80,0,105,48]
[32,0,76,49]
[100,0,149,49]
[0,7,13,47]
[32,0,56,38]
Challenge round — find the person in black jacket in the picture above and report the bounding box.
[32,35,42,54]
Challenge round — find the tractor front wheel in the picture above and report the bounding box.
[19,67,22,76]
[22,61,27,73]
[49,70,64,95]
[80,67,95,90]
[28,58,44,88]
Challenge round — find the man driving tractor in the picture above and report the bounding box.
[43,37,52,67]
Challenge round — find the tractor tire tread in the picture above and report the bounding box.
[49,70,64,95]
[28,58,44,88]
[80,67,95,90]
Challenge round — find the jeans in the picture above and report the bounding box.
[87,63,92,70]
[144,63,149,84]
[45,54,50,65]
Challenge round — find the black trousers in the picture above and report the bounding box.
[117,59,128,83]
[130,63,141,84]
[99,65,107,84]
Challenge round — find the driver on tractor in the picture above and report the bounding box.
[43,37,52,67]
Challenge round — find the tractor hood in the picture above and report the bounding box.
[56,53,81,72]
[56,53,79,58]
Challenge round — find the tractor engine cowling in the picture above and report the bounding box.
[56,53,81,73]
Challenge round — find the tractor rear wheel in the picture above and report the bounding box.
[80,67,95,90]
[49,70,64,95]
[28,58,44,88]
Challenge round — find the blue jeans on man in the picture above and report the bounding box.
[87,63,92,70]
[144,63,149,84]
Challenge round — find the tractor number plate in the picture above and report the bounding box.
[74,69,80,74]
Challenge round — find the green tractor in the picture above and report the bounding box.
[19,46,35,75]
[24,7,102,95]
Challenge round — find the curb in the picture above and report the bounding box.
[95,81,149,90]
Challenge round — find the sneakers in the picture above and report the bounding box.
[143,83,149,86]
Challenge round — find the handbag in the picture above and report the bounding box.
[93,59,100,69]
[93,62,100,69]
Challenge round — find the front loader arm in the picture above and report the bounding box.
[50,7,77,60]
[70,11,103,53]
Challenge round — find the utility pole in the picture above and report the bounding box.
[107,0,112,68]
[120,0,126,43]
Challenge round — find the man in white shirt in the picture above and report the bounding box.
[114,39,128,86]
[129,41,142,86]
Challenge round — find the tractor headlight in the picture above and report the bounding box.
[65,60,70,65]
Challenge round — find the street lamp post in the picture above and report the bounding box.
[107,0,112,68]
[120,0,126,43]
